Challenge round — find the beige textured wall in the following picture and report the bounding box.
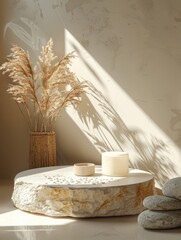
[0,0,181,187]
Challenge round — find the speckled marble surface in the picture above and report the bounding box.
[13,166,154,187]
[1,179,181,240]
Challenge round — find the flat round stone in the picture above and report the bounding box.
[12,166,155,218]
[143,195,181,210]
[138,209,181,229]
[163,177,181,200]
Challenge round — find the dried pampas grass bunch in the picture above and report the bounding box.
[0,39,87,132]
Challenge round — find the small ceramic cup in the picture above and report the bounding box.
[74,163,95,176]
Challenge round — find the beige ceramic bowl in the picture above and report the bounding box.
[74,163,95,176]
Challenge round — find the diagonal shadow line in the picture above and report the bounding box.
[67,37,178,186]
[68,28,181,151]
[70,43,107,88]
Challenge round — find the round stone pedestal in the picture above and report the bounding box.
[12,166,155,218]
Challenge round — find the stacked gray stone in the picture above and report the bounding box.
[138,177,181,229]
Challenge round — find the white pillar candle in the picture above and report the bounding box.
[102,151,129,177]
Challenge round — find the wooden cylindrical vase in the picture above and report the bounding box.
[29,131,57,168]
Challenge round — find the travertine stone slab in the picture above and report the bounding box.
[12,166,155,218]
[143,195,181,210]
[138,210,181,229]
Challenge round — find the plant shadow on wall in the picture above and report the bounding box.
[73,81,177,188]
[4,17,46,52]
[75,84,177,186]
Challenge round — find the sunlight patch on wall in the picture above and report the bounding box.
[64,29,181,187]
[64,30,177,148]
